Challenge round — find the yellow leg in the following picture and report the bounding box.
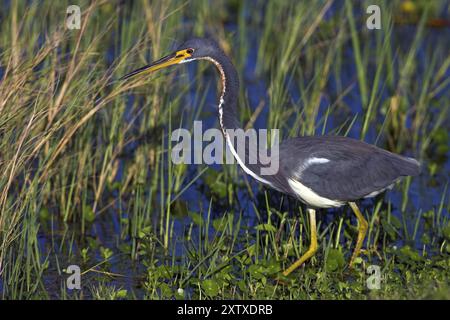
[283,208,318,276]
[348,202,368,267]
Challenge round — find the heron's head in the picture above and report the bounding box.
[121,38,221,80]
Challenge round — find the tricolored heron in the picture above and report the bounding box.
[122,38,420,276]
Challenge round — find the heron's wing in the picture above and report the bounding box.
[279,136,420,201]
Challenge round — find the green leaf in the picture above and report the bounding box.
[237,280,247,292]
[397,245,423,264]
[326,249,345,272]
[201,279,220,297]
[138,226,151,239]
[39,207,50,220]
[248,264,265,279]
[213,216,228,232]
[420,233,430,245]
[115,289,127,299]
[264,259,281,275]
[442,221,450,241]
[255,223,277,232]
[81,248,89,263]
[214,181,228,199]
[390,215,402,228]
[100,247,113,260]
[247,244,257,257]
[83,205,96,223]
[189,212,203,226]
[159,283,172,297]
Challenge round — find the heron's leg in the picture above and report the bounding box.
[283,208,317,276]
[348,202,368,267]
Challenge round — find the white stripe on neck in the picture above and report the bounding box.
[225,134,272,186]
[200,56,272,187]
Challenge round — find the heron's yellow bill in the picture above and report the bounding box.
[121,49,193,80]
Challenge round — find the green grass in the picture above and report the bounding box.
[0,0,449,299]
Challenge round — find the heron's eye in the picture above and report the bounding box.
[186,48,194,54]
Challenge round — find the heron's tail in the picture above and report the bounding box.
[399,156,421,176]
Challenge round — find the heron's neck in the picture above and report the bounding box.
[203,54,241,132]
[203,53,280,188]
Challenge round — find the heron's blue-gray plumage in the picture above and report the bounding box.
[277,136,420,204]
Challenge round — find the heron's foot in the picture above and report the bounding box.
[282,247,317,276]
[348,202,368,268]
[349,247,383,268]
[282,208,318,276]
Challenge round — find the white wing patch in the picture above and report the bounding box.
[306,157,330,164]
[294,157,330,178]
[287,178,343,208]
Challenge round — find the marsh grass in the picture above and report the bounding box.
[0,0,449,299]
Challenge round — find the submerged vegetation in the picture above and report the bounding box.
[0,0,449,299]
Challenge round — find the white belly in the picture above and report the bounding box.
[287,178,344,208]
